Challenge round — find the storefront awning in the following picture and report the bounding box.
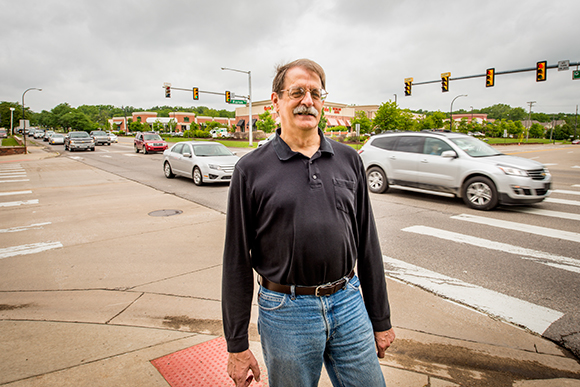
[327,117,339,126]
[237,119,245,126]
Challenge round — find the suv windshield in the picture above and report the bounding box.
[92,131,106,135]
[144,134,162,141]
[450,137,502,157]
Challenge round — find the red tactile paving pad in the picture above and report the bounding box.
[151,337,268,387]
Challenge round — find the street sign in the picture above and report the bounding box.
[229,99,247,105]
[573,70,580,80]
[558,60,570,71]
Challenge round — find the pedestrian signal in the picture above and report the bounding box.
[536,61,547,82]
[486,68,495,87]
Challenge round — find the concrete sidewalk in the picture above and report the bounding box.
[1,146,579,386]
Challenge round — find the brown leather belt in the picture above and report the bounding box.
[259,270,354,297]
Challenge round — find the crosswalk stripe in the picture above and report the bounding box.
[383,255,564,335]
[451,213,580,243]
[0,242,63,260]
[0,199,39,208]
[512,207,580,221]
[545,198,580,206]
[402,225,580,274]
[0,179,29,183]
[553,189,580,196]
[0,191,32,196]
[0,222,51,233]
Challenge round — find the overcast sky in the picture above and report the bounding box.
[2,0,579,116]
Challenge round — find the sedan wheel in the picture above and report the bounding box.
[462,176,498,211]
[367,167,389,194]
[193,166,204,186]
[164,162,175,178]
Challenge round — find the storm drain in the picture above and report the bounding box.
[148,209,183,217]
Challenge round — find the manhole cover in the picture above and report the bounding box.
[148,209,183,217]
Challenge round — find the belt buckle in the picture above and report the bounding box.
[315,284,330,297]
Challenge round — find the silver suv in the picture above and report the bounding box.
[358,131,551,210]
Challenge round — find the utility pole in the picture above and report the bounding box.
[526,101,536,142]
[575,105,578,140]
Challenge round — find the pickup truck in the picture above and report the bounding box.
[90,130,111,146]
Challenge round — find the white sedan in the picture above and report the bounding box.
[162,141,239,186]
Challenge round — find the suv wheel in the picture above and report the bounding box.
[164,162,175,178]
[134,145,139,153]
[367,167,389,194]
[193,166,204,186]
[462,176,498,211]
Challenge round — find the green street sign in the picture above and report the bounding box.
[573,70,580,80]
[229,99,247,105]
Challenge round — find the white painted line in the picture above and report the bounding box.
[0,199,39,208]
[553,189,580,196]
[0,179,29,183]
[382,256,564,335]
[0,222,52,233]
[573,166,580,169]
[402,225,580,274]
[573,185,580,188]
[512,207,580,221]
[101,155,113,158]
[0,242,63,260]
[543,163,558,166]
[451,213,580,243]
[0,173,26,177]
[545,198,580,207]
[0,190,32,196]
[123,154,139,157]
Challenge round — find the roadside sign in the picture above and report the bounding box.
[573,70,580,80]
[229,99,247,105]
[558,60,570,71]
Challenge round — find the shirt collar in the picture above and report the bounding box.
[272,128,335,161]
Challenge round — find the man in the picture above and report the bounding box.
[222,58,395,387]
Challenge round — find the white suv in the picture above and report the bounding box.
[358,131,551,210]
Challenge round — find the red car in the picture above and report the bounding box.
[134,132,168,154]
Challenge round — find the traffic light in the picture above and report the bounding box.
[225,91,231,103]
[193,87,199,100]
[165,86,171,98]
[404,78,412,96]
[486,68,495,87]
[441,72,450,92]
[536,61,547,82]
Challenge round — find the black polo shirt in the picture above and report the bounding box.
[222,129,392,353]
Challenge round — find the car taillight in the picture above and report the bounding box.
[358,149,364,155]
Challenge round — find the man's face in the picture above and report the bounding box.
[271,66,324,134]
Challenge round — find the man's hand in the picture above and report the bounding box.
[374,328,396,358]
[227,349,261,387]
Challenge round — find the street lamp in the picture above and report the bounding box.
[449,94,467,131]
[9,107,15,136]
[22,87,42,153]
[221,67,252,146]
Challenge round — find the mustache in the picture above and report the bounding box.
[293,105,319,117]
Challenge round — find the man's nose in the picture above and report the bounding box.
[301,91,314,106]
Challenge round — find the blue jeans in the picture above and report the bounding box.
[257,275,385,387]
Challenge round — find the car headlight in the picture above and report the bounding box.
[208,164,222,171]
[498,165,528,177]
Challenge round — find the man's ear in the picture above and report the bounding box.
[271,92,279,112]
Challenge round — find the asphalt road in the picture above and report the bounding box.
[36,137,580,357]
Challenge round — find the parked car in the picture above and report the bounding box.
[48,133,65,145]
[43,130,55,141]
[358,131,552,211]
[257,133,276,147]
[134,132,168,153]
[0,129,7,138]
[162,141,239,186]
[90,130,111,146]
[64,131,95,151]
[107,132,118,143]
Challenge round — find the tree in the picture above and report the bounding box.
[528,123,545,139]
[318,108,327,131]
[350,111,373,134]
[256,110,277,133]
[373,101,412,133]
[430,111,447,129]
